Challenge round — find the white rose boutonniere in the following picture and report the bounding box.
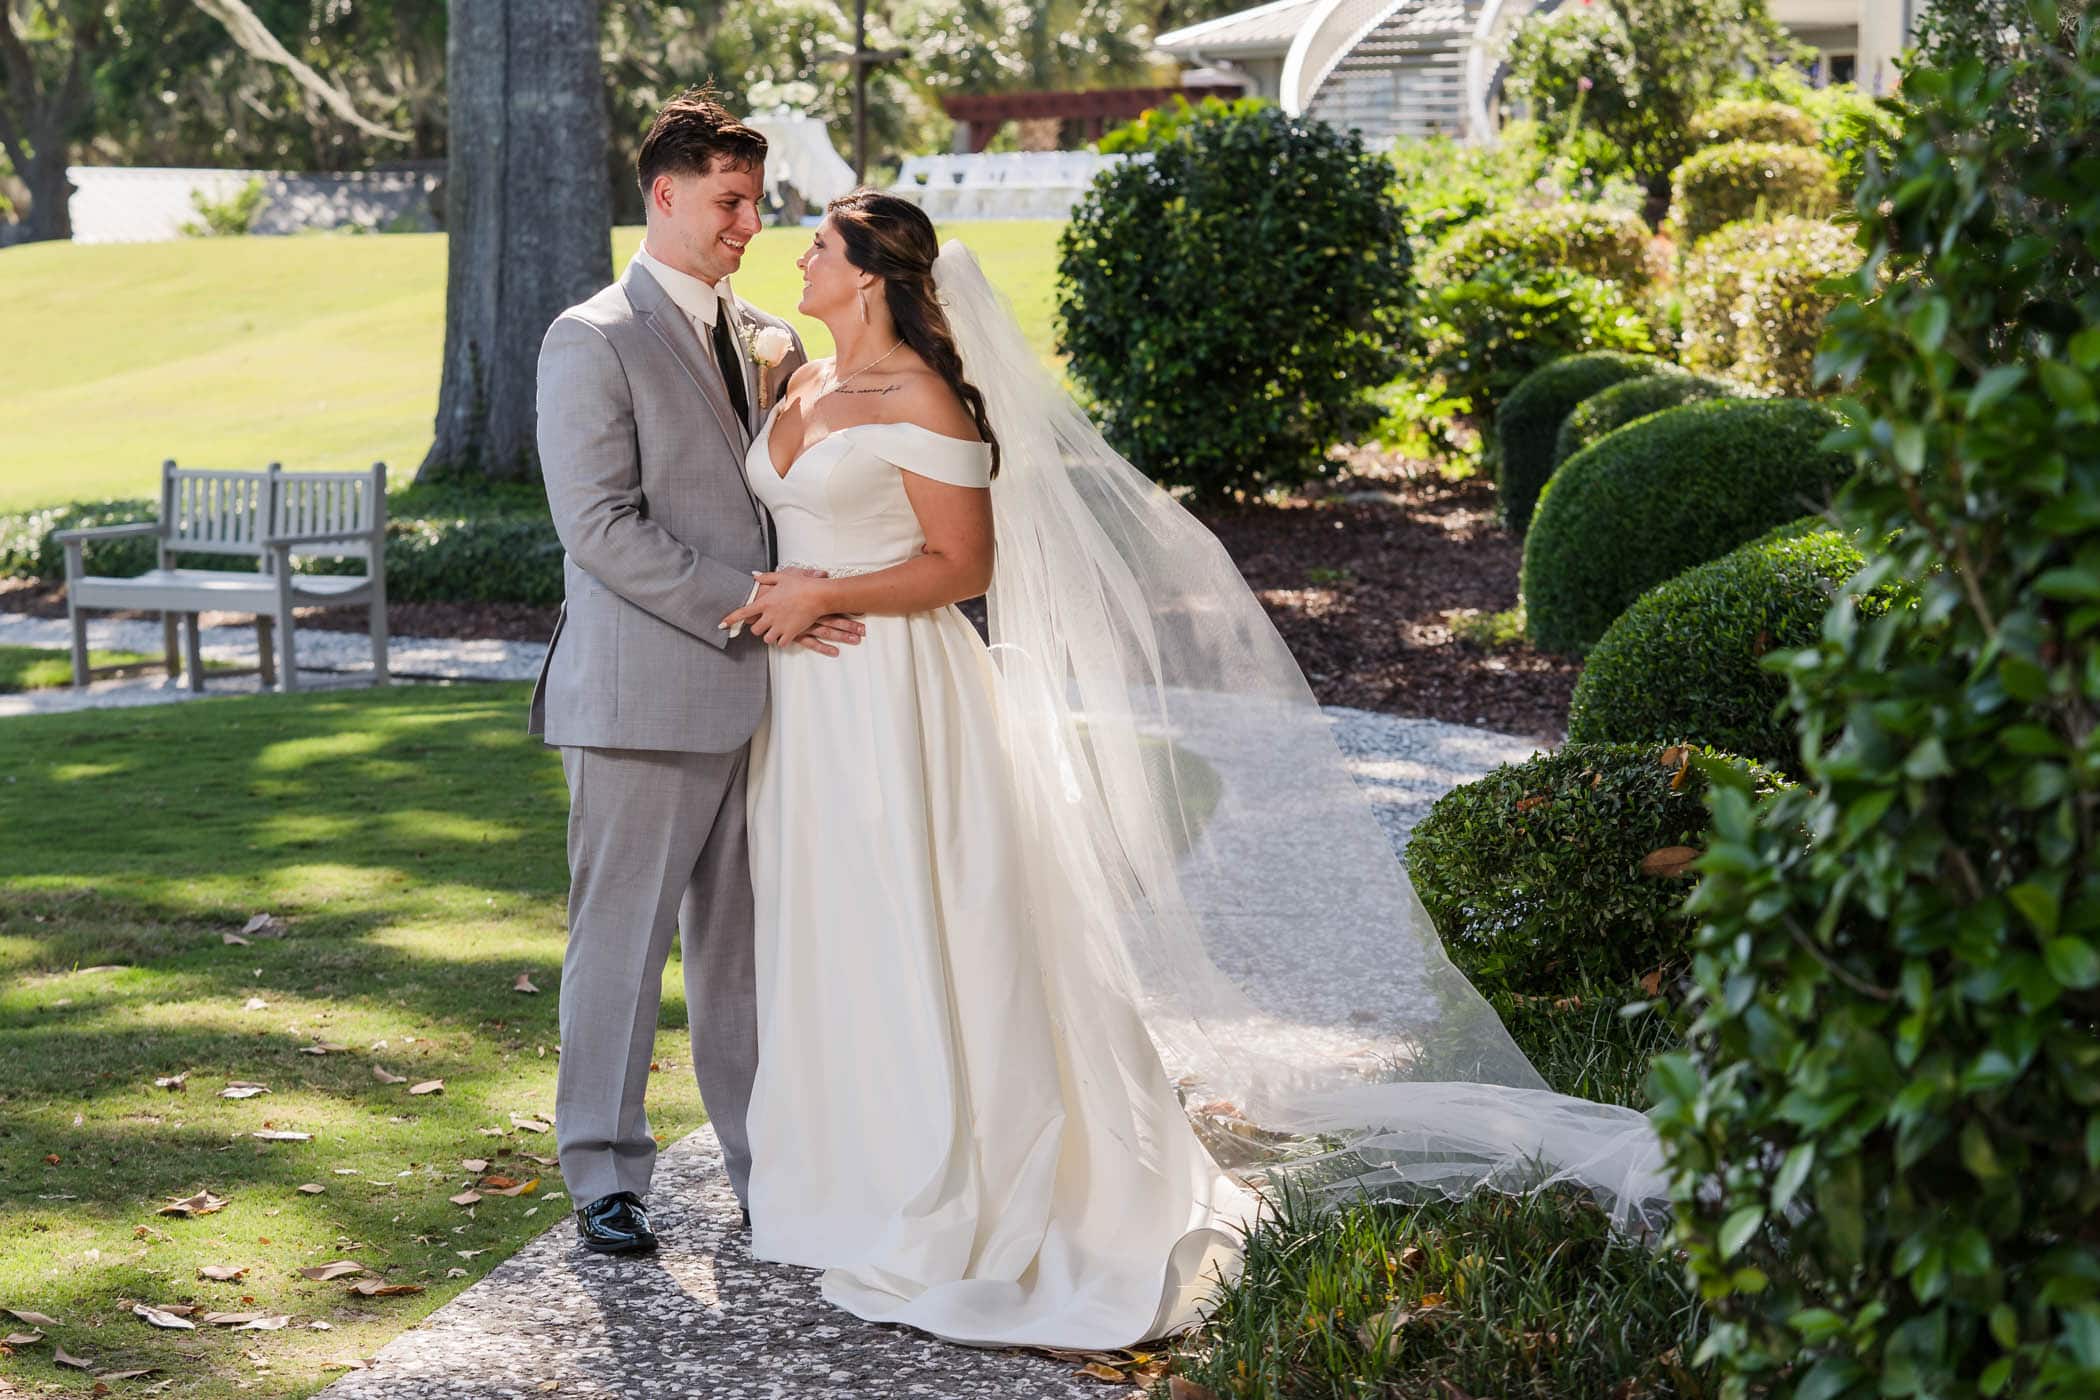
[744,323,795,410]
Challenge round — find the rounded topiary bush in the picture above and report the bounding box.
[1567,521,1901,769]
[1521,397,1850,653]
[1406,742,1782,999]
[1058,102,1411,500]
[1553,369,1740,468]
[1423,202,1655,290]
[1669,141,1838,247]
[1688,99,1820,151]
[1680,216,1859,395]
[1492,350,1662,538]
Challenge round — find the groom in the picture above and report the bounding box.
[529,88,860,1255]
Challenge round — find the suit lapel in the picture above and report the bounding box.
[623,262,749,457]
[621,263,769,538]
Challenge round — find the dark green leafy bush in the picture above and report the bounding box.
[1406,742,1781,999]
[1423,202,1655,290]
[1669,141,1838,247]
[1679,215,1857,394]
[1386,123,1643,255]
[1687,99,1819,150]
[1727,70,1904,197]
[1652,14,2100,1396]
[0,500,161,579]
[1553,369,1741,468]
[1567,521,1902,769]
[1521,397,1848,652]
[1492,351,1662,537]
[1058,103,1410,500]
[1408,264,1655,420]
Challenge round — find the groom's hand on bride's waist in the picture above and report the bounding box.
[719,567,866,657]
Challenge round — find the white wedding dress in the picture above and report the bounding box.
[739,410,1257,1350]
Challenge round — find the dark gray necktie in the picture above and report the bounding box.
[710,306,750,425]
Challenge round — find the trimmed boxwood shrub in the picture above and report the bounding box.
[1687,99,1820,151]
[1567,521,1903,769]
[1406,741,1783,999]
[1553,369,1740,468]
[1423,202,1655,290]
[1408,263,1655,418]
[1521,397,1849,652]
[1653,17,2100,1394]
[1058,101,1411,500]
[1669,141,1838,247]
[1680,216,1859,395]
[1492,350,1662,537]
[1,499,565,605]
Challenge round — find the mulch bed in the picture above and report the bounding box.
[0,455,1576,740]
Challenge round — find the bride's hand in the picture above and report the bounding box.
[724,570,846,648]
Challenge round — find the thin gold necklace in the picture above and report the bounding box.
[822,339,906,397]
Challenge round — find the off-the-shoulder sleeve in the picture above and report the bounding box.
[871,422,994,489]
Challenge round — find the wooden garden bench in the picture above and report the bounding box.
[57,460,389,693]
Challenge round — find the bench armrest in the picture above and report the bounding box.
[52,521,160,544]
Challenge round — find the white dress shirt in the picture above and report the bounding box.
[630,240,764,636]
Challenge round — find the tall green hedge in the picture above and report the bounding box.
[1422,202,1655,289]
[1553,370,1740,469]
[1680,216,1860,396]
[1687,99,1820,151]
[1521,397,1850,652]
[1652,13,2100,1394]
[1492,351,1661,538]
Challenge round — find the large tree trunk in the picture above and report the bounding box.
[0,2,98,245]
[419,0,609,484]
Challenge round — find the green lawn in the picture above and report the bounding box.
[0,644,242,692]
[0,682,716,1397]
[0,221,1067,513]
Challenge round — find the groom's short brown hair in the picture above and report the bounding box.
[637,85,767,194]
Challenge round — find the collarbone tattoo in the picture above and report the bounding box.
[831,383,904,397]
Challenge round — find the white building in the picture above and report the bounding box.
[1155,0,1923,147]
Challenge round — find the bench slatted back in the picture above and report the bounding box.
[272,464,386,563]
[160,462,279,559]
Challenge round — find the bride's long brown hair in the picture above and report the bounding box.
[825,189,1001,478]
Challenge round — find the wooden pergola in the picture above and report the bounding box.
[939,77,1247,152]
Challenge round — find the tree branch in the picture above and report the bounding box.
[189,0,410,143]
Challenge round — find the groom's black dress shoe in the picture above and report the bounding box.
[576,1191,658,1255]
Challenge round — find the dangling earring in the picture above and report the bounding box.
[857,287,870,325]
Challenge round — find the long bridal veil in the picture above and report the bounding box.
[931,239,1668,1230]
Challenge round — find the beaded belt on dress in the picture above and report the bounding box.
[780,560,893,578]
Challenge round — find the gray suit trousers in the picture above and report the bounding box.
[555,744,757,1208]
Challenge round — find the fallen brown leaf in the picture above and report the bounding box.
[3,1331,42,1345]
[446,1268,468,1279]
[5,1310,60,1328]
[509,1114,550,1133]
[513,974,540,995]
[1640,846,1701,879]
[153,1072,187,1091]
[132,1303,194,1331]
[222,932,251,946]
[251,1130,312,1142]
[238,1315,290,1331]
[198,1266,247,1282]
[218,1082,269,1100]
[1168,1379,1221,1400]
[461,1158,489,1173]
[159,1189,229,1217]
[96,1368,158,1381]
[298,1261,366,1281]
[200,1311,264,1326]
[241,913,287,938]
[481,1177,539,1198]
[449,1191,482,1207]
[299,1043,350,1056]
[408,1080,444,1096]
[242,997,269,1012]
[54,1345,92,1370]
[348,1280,424,1298]
[1077,1361,1125,1382]
[1640,968,1665,997]
[298,1183,326,1195]
[371,1065,407,1085]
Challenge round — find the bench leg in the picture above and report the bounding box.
[69,600,91,688]
[182,613,204,693]
[277,608,299,693]
[162,611,181,682]
[369,595,389,686]
[257,616,276,688]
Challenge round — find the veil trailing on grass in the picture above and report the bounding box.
[931,239,1668,1230]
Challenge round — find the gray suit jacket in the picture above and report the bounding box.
[529,261,807,753]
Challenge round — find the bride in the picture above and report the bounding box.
[722,190,1663,1350]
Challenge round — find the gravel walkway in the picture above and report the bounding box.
[4,611,1541,1398]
